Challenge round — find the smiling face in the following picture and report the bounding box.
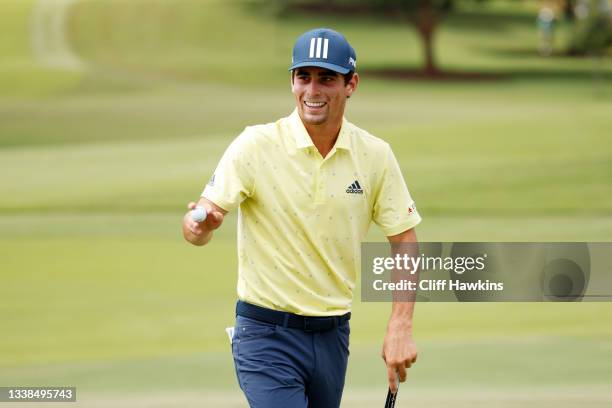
[291,67,358,128]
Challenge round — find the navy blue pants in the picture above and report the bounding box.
[232,314,350,408]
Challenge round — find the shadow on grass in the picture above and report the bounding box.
[479,46,612,60]
[363,67,509,82]
[443,10,537,32]
[362,66,612,82]
[511,68,612,82]
[478,47,547,58]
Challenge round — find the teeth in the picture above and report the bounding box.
[305,101,325,108]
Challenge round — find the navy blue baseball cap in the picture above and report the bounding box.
[289,28,357,75]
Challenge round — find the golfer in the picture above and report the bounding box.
[182,28,421,408]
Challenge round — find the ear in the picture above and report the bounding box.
[346,72,359,97]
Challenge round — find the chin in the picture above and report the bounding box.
[304,117,327,125]
[301,111,328,125]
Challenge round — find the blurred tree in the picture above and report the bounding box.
[566,0,612,55]
[372,0,454,74]
[563,0,577,21]
[273,0,455,75]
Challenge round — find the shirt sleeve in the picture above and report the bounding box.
[372,144,422,236]
[202,128,257,211]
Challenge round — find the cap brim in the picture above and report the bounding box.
[289,61,351,75]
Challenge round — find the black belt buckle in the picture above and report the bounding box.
[303,317,314,332]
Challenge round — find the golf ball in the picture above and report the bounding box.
[191,206,207,223]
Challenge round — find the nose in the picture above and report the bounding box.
[306,79,321,96]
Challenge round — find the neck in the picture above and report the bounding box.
[303,120,342,158]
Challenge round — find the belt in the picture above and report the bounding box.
[236,300,350,333]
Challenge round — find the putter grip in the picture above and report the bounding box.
[384,387,398,408]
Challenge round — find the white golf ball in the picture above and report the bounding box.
[191,206,207,223]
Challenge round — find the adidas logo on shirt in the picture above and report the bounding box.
[346,180,363,194]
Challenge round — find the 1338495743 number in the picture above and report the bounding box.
[1,387,76,402]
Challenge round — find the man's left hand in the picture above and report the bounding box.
[381,318,417,394]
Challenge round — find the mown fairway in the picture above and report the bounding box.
[1,1,611,407]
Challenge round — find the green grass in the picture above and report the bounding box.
[1,89,610,215]
[1,0,611,407]
[0,0,84,96]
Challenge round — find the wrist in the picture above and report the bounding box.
[387,316,413,331]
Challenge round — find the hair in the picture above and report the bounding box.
[342,71,355,86]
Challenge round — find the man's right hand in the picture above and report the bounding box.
[182,199,226,246]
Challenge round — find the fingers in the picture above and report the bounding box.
[397,364,407,383]
[384,350,416,392]
[186,210,224,237]
[206,211,224,229]
[185,203,204,236]
[404,356,413,369]
[185,202,200,234]
[382,336,417,393]
[386,360,407,392]
[387,366,398,394]
[188,218,203,236]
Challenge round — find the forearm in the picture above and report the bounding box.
[387,227,419,329]
[389,300,415,330]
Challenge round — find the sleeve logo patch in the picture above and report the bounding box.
[207,173,216,187]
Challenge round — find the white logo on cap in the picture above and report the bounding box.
[349,57,356,67]
[309,38,329,59]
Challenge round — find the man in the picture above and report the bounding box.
[182,28,420,408]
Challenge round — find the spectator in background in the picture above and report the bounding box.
[538,6,557,56]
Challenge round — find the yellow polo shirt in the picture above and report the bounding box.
[203,109,421,316]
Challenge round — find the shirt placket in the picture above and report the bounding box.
[313,156,326,205]
[313,148,338,205]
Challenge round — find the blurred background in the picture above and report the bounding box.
[1,0,611,407]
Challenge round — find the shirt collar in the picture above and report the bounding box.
[288,109,352,152]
